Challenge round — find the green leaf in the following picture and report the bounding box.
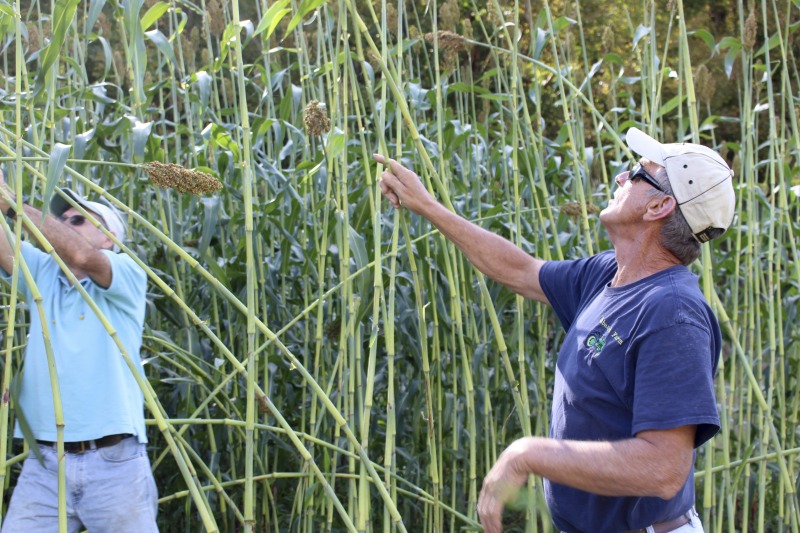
[41,144,72,223]
[124,0,147,106]
[655,94,685,119]
[198,196,220,258]
[447,82,490,95]
[533,27,547,59]
[253,0,290,41]
[211,124,241,161]
[35,0,80,90]
[145,28,179,71]
[717,36,741,50]
[347,224,368,273]
[132,120,153,163]
[724,47,740,79]
[141,1,170,31]
[632,24,652,49]
[86,0,108,33]
[283,0,326,38]
[478,93,510,102]
[93,35,113,79]
[552,16,576,33]
[0,4,15,18]
[689,29,716,55]
[194,71,213,112]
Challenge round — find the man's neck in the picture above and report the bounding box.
[609,232,682,287]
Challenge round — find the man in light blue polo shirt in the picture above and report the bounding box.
[0,172,158,532]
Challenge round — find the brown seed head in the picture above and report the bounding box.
[560,201,599,218]
[114,50,128,87]
[424,30,470,55]
[601,26,615,53]
[96,12,112,36]
[27,24,40,51]
[207,0,226,38]
[384,3,398,36]
[487,4,504,26]
[694,64,716,104]
[144,162,223,196]
[181,35,196,70]
[439,0,460,32]
[461,19,473,41]
[744,10,757,51]
[304,100,331,136]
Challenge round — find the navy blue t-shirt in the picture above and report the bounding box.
[538,251,721,533]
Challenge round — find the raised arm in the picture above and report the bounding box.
[0,172,16,275]
[374,154,549,304]
[0,177,112,287]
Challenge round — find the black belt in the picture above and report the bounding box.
[37,433,133,454]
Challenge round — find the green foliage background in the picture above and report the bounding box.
[0,0,798,531]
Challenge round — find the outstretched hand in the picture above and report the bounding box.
[373,154,434,214]
[0,169,14,212]
[477,439,533,533]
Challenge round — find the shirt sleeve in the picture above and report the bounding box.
[0,241,53,300]
[630,322,720,447]
[96,250,147,323]
[539,251,617,331]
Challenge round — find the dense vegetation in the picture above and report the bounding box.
[0,0,798,531]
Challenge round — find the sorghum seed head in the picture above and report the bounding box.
[144,162,223,196]
[303,100,331,136]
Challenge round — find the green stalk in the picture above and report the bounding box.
[226,0,258,528]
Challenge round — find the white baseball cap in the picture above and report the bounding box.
[50,189,127,252]
[625,127,735,242]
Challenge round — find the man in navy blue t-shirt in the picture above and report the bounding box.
[374,127,735,533]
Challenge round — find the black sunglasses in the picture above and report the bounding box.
[629,163,666,193]
[60,214,87,226]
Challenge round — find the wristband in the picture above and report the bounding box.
[5,206,15,219]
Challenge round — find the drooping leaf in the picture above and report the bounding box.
[41,144,72,223]
[132,120,154,163]
[552,16,576,33]
[86,0,108,34]
[198,196,220,258]
[283,0,327,38]
[689,29,716,55]
[145,28,179,72]
[123,0,147,106]
[632,24,652,49]
[655,94,685,119]
[254,0,290,40]
[141,1,170,31]
[194,71,213,112]
[35,0,80,91]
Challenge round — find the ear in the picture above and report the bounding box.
[643,194,677,222]
[100,230,116,251]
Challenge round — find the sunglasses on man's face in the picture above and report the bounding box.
[59,213,108,230]
[629,163,666,193]
[60,214,87,226]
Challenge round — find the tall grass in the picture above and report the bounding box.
[0,0,798,531]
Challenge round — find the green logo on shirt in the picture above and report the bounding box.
[586,334,606,352]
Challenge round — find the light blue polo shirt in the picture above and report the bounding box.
[2,242,148,443]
